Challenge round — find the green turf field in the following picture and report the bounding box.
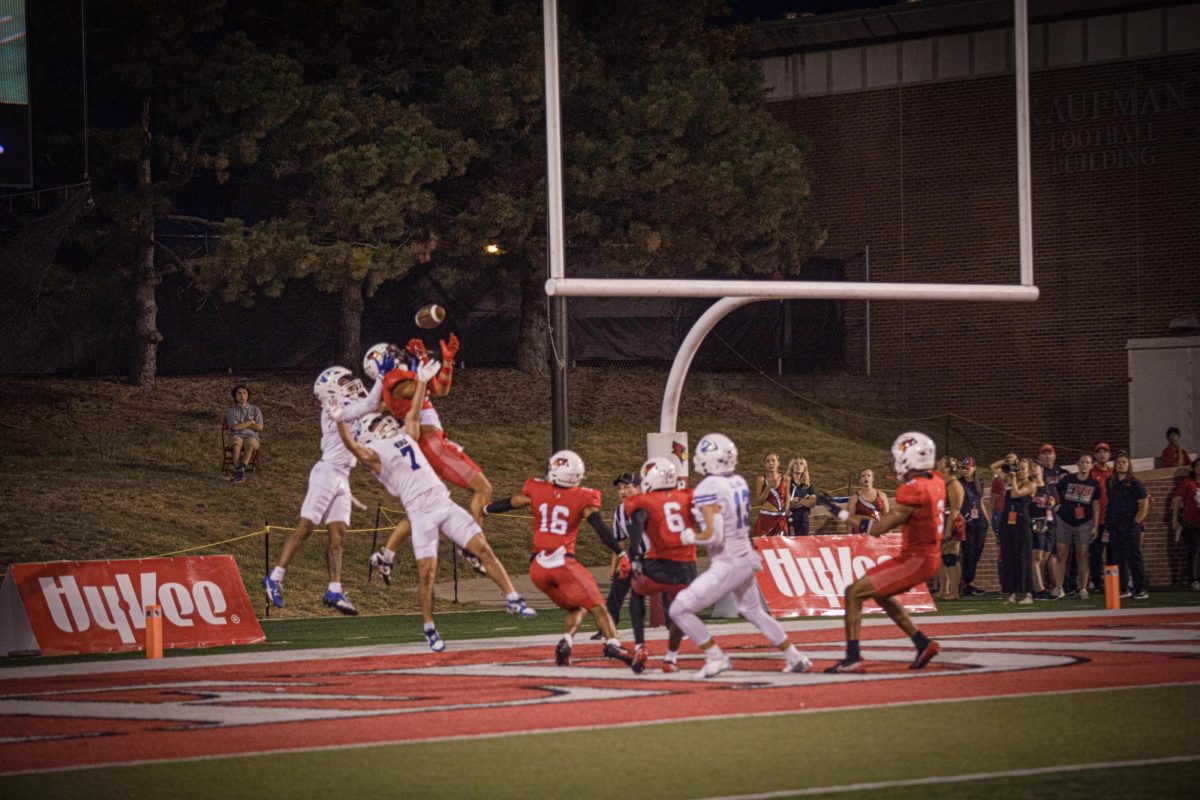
[7,685,1197,799]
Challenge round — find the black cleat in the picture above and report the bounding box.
[555,638,571,667]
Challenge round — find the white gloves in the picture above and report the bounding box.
[679,527,696,546]
[416,358,441,383]
[325,402,345,423]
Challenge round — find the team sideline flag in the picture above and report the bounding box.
[754,534,936,617]
[0,556,265,656]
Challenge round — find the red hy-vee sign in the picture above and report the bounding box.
[0,556,265,656]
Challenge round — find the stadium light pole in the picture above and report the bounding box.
[543,0,569,451]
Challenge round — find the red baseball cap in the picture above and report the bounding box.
[1039,444,1055,455]
[1094,442,1111,452]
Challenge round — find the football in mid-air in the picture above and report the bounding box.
[414,304,446,329]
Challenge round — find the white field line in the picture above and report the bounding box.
[691,754,1200,800]
[4,680,1198,777]
[2,606,1196,681]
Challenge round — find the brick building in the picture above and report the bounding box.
[748,0,1200,460]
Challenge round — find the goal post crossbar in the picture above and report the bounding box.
[546,278,1040,303]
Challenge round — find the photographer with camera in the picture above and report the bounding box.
[992,456,1037,604]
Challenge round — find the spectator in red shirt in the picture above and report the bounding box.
[1171,457,1200,591]
[1163,427,1190,469]
[1088,443,1115,593]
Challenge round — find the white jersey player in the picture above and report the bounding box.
[262,367,384,616]
[333,358,536,652]
[669,433,812,678]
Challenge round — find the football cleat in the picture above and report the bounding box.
[262,576,283,608]
[461,547,488,577]
[369,549,394,586]
[661,659,680,674]
[783,654,813,673]
[631,645,648,674]
[322,591,359,616]
[555,638,571,667]
[911,640,940,669]
[589,630,604,641]
[602,642,635,667]
[824,658,866,674]
[506,597,537,619]
[424,627,445,652]
[698,654,732,678]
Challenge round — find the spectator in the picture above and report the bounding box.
[849,468,889,525]
[226,384,263,484]
[591,472,639,640]
[1038,444,1066,486]
[1028,461,1056,600]
[1054,454,1102,599]
[1171,457,1200,591]
[753,452,790,537]
[785,456,816,535]
[935,457,965,600]
[1088,443,1115,592]
[986,452,1018,536]
[1106,451,1150,599]
[994,456,1036,604]
[958,456,989,596]
[1162,427,1189,468]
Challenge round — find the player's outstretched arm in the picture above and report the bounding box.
[849,503,916,537]
[484,492,531,516]
[682,503,722,545]
[330,409,380,474]
[584,504,621,554]
[343,377,384,422]
[407,359,440,439]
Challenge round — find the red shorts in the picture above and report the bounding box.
[418,429,481,490]
[530,558,604,612]
[864,553,940,598]
[753,512,789,537]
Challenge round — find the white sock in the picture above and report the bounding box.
[506,592,520,602]
[784,645,802,663]
[328,582,342,594]
[606,638,622,649]
[382,547,395,562]
[424,622,436,633]
[562,633,573,646]
[665,650,678,663]
[706,645,724,660]
[270,566,285,582]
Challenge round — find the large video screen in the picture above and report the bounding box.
[0,0,31,187]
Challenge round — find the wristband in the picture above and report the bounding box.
[858,518,873,534]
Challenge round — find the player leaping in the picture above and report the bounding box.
[332,358,536,652]
[363,336,491,581]
[262,367,383,616]
[485,451,638,670]
[669,434,812,678]
[820,431,945,673]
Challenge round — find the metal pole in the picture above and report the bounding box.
[864,245,871,376]
[543,0,570,451]
[1014,0,1034,286]
[452,546,459,604]
[367,502,381,582]
[548,277,1039,302]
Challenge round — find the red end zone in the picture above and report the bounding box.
[2,610,1198,774]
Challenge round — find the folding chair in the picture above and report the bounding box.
[221,418,263,478]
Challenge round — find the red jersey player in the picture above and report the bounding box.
[824,431,946,673]
[624,456,698,673]
[362,336,492,581]
[485,450,637,670]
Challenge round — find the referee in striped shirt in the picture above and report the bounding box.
[592,472,639,639]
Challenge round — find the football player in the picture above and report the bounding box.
[824,431,946,673]
[485,451,637,670]
[624,456,698,673]
[262,367,383,616]
[331,358,536,652]
[362,336,491,581]
[668,434,813,678]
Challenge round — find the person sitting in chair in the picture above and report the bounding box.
[226,384,263,484]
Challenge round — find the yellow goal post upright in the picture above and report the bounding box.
[539,0,1039,474]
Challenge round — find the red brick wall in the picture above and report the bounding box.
[769,52,1200,462]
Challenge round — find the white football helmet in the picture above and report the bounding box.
[355,412,401,444]
[313,366,366,406]
[546,450,585,488]
[892,431,937,476]
[694,433,737,476]
[639,456,677,492]
[362,342,403,382]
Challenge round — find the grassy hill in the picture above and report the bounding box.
[0,366,903,616]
